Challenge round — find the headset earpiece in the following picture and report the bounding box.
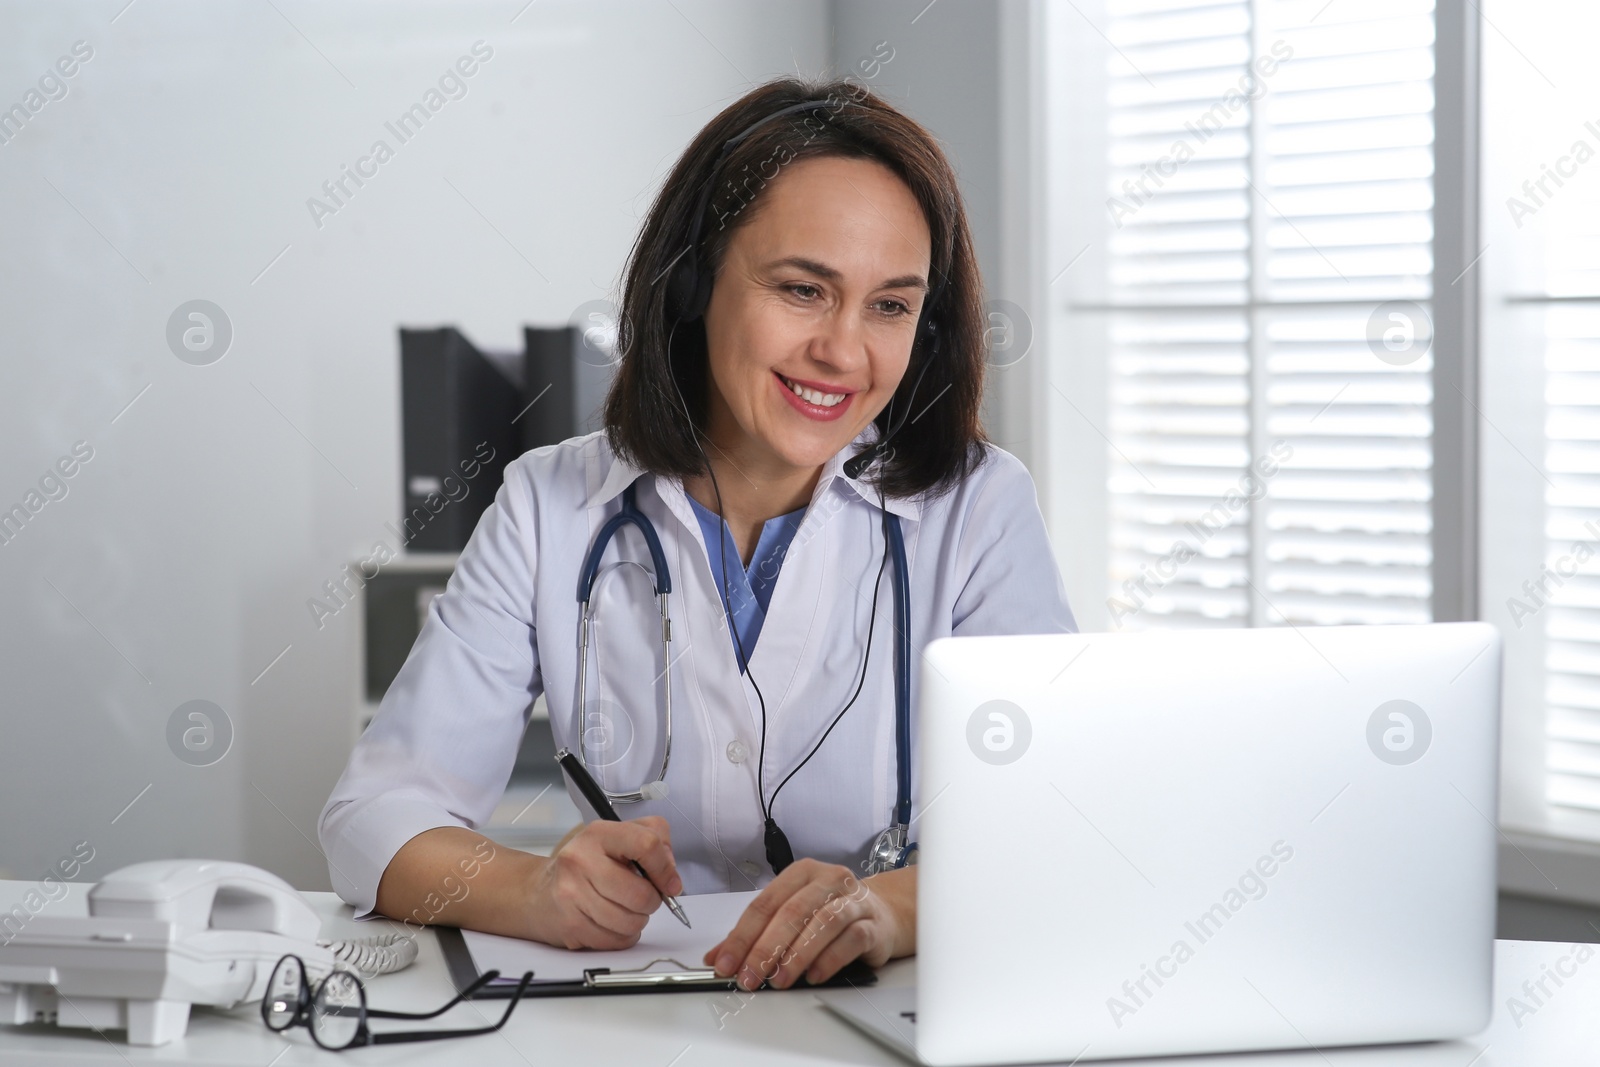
[665,246,713,323]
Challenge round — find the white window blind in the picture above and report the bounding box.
[1511,2,1600,817]
[1544,296,1600,814]
[1077,0,1437,630]
[1478,0,1600,843]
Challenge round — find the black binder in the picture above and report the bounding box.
[520,325,579,453]
[398,326,519,553]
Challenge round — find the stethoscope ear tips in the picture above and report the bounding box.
[638,780,670,801]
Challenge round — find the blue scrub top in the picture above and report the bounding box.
[686,494,807,668]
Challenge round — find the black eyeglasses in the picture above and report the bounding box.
[261,954,533,1051]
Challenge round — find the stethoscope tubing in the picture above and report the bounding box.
[885,511,912,828]
[573,479,912,834]
[574,483,674,804]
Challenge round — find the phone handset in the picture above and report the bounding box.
[91,858,323,938]
[0,858,416,1046]
[90,859,415,977]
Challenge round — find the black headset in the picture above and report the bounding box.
[662,96,946,479]
[656,95,947,874]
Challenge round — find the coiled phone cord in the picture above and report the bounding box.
[320,933,419,978]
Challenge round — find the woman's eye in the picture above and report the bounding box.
[787,283,821,301]
[877,300,912,317]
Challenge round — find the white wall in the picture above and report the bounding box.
[0,0,829,889]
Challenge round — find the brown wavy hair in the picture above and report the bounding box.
[603,77,988,499]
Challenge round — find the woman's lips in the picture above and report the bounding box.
[774,372,854,422]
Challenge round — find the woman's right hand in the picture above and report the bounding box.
[525,816,683,949]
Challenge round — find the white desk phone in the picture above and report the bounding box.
[0,859,415,1046]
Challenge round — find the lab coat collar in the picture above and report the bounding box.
[582,430,920,521]
[583,439,649,511]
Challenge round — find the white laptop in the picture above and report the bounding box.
[821,623,1500,1065]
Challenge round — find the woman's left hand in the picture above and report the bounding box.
[702,859,917,990]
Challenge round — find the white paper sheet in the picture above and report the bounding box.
[462,891,759,984]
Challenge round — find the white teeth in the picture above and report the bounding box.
[783,377,846,408]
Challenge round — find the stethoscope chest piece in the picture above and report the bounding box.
[866,822,917,875]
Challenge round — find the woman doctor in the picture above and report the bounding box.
[318,78,1075,991]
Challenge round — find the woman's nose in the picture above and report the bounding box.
[809,310,868,371]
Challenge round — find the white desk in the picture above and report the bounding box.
[0,883,1595,1065]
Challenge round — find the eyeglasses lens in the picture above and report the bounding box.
[262,957,303,1031]
[311,970,365,1050]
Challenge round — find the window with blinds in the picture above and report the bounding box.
[1545,296,1600,813]
[1477,0,1600,841]
[1093,0,1437,630]
[1518,10,1600,815]
[1536,216,1600,814]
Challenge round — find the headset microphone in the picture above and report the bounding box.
[842,444,885,480]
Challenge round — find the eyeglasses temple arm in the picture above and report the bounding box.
[361,969,504,1020]
[365,973,533,1042]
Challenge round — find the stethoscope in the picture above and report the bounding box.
[573,478,917,875]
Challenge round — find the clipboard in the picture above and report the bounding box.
[436,926,877,999]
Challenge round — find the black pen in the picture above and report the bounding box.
[554,748,691,928]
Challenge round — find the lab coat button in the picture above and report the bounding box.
[726,740,749,764]
[739,860,763,879]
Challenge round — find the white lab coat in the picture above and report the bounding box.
[318,429,1075,911]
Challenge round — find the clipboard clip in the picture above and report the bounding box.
[583,958,734,989]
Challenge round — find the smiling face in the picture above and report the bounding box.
[698,154,932,480]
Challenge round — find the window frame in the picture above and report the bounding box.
[1431,0,1482,626]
